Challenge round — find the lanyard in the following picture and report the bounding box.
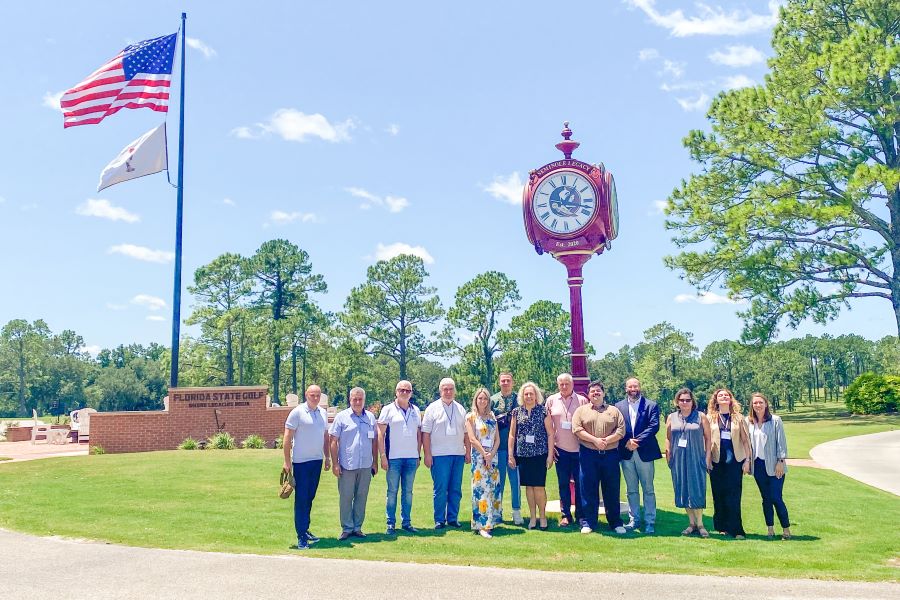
[563,395,578,419]
[443,403,455,425]
[397,402,414,428]
[352,412,370,431]
[719,414,731,431]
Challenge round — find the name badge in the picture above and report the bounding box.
[367,430,375,439]
[446,425,456,435]
[561,421,572,430]
[721,431,731,440]
[678,438,688,448]
[402,426,414,437]
[525,434,536,444]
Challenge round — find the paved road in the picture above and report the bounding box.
[1,529,896,600]
[810,430,900,496]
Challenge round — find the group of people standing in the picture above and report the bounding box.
[281,374,792,549]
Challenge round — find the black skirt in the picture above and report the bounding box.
[517,454,548,487]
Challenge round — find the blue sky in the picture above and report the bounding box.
[0,0,893,358]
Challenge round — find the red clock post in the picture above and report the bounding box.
[522,123,619,395]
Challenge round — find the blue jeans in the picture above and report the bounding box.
[430,454,464,524]
[386,457,418,527]
[620,452,656,526]
[496,450,521,511]
[554,447,582,520]
[292,459,322,540]
[753,458,790,528]
[579,447,623,530]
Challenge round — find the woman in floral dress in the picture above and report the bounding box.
[466,387,502,538]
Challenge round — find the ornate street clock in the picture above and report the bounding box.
[521,123,619,394]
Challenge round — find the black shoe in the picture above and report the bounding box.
[305,532,320,544]
[296,537,309,550]
[448,521,462,528]
[351,530,367,538]
[386,525,396,535]
[401,524,418,533]
[434,522,446,530]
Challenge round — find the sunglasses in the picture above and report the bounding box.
[397,389,412,393]
[677,398,693,403]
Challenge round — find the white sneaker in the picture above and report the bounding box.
[580,526,593,534]
[479,529,492,539]
[512,510,523,525]
[614,526,627,534]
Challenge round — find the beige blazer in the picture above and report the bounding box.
[709,412,750,464]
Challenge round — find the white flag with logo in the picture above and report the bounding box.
[97,124,168,192]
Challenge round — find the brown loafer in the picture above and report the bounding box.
[339,531,352,541]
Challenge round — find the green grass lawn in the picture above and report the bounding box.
[0,448,897,581]
[779,404,900,458]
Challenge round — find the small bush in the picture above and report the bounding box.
[178,437,199,450]
[91,446,106,455]
[241,434,266,449]
[208,432,236,450]
[274,435,284,449]
[844,373,900,415]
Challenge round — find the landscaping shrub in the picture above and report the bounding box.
[91,446,106,455]
[274,435,284,449]
[208,432,236,450]
[178,437,199,450]
[241,434,266,449]
[844,373,900,415]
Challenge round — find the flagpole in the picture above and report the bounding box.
[170,11,187,389]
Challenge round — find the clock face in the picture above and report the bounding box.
[531,169,597,235]
[607,172,619,240]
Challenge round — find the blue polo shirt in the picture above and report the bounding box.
[329,408,377,470]
[285,402,327,463]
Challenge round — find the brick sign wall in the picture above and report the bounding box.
[89,386,292,454]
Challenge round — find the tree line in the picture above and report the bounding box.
[2,240,898,417]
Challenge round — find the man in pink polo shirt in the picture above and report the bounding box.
[545,373,589,527]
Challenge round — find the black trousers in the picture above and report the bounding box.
[710,458,745,536]
[554,447,581,520]
[578,446,623,530]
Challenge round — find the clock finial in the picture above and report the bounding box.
[555,121,580,159]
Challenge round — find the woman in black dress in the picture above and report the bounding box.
[507,381,554,530]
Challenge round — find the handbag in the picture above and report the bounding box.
[279,469,295,499]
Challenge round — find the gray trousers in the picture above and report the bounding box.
[338,467,373,533]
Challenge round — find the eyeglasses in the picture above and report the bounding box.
[397,389,412,393]
[677,398,693,403]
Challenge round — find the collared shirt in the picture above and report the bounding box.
[572,402,625,448]
[545,392,588,452]
[285,402,327,463]
[627,397,640,433]
[421,399,467,456]
[378,401,421,459]
[329,408,376,470]
[490,391,517,447]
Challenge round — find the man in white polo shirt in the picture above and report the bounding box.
[283,384,331,550]
[421,377,471,529]
[377,380,422,534]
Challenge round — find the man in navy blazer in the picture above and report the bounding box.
[615,377,662,534]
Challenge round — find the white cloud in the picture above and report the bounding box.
[625,0,781,37]
[232,109,356,143]
[78,344,101,356]
[674,291,745,305]
[675,93,710,112]
[649,200,668,215]
[709,45,765,67]
[108,244,175,264]
[385,123,400,136]
[42,90,63,112]
[345,187,409,213]
[609,331,623,337]
[722,74,755,90]
[371,242,435,265]
[268,210,317,225]
[638,48,659,61]
[131,294,166,311]
[661,59,685,78]
[186,37,217,59]
[146,315,165,322]
[223,198,236,206]
[76,199,140,223]
[483,172,524,205]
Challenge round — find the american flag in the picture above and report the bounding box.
[61,33,177,128]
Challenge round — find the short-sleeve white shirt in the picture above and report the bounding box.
[421,399,466,457]
[378,401,421,459]
[285,402,327,463]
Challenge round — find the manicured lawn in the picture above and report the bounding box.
[0,448,897,581]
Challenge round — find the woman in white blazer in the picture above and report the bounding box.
[748,393,792,540]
